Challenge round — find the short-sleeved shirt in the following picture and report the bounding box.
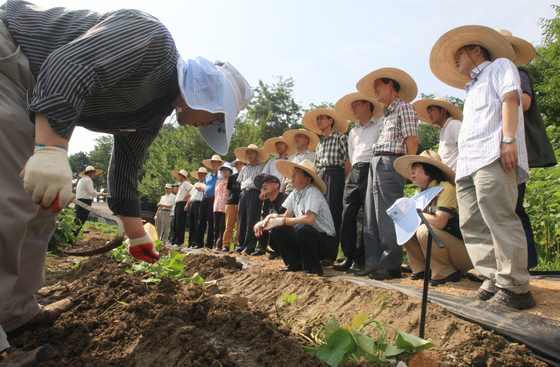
[158,193,175,210]
[204,172,219,196]
[373,97,418,154]
[189,184,204,202]
[458,59,529,184]
[213,179,228,213]
[283,184,335,236]
[226,173,241,205]
[237,161,264,190]
[314,131,349,169]
[175,181,193,202]
[438,118,461,172]
[348,116,380,165]
[262,156,288,182]
[416,180,458,215]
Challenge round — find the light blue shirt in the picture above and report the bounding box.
[283,184,335,236]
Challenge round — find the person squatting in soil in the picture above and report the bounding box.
[0,0,253,364]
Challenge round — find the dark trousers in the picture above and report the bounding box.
[517,183,538,268]
[172,201,187,245]
[237,190,261,253]
[271,223,331,269]
[257,231,280,253]
[340,164,369,263]
[169,215,174,241]
[195,196,214,248]
[318,169,345,261]
[73,198,92,238]
[213,211,225,248]
[188,201,201,247]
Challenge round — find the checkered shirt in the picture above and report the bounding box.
[314,131,349,169]
[372,97,418,154]
[237,161,264,190]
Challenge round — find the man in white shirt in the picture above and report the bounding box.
[155,184,175,245]
[430,26,534,309]
[73,166,108,240]
[280,129,319,194]
[261,137,295,183]
[169,169,192,247]
[412,97,462,171]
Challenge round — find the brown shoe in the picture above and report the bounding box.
[0,344,54,367]
[8,298,73,337]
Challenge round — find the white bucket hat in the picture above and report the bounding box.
[387,186,444,245]
[177,56,254,155]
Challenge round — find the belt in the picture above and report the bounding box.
[318,166,343,171]
[353,162,370,168]
[243,188,260,193]
[161,209,171,211]
[373,152,404,157]
[203,195,214,199]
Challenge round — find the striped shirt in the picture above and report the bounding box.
[458,59,529,183]
[373,97,418,154]
[348,116,380,165]
[262,156,289,182]
[237,162,264,190]
[283,184,335,236]
[3,1,180,218]
[314,131,349,169]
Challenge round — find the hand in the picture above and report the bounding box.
[129,234,160,263]
[100,193,109,197]
[264,217,284,231]
[263,213,279,223]
[154,215,158,221]
[253,220,266,237]
[20,146,73,212]
[500,142,518,172]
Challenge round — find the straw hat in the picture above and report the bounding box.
[412,97,463,125]
[394,150,455,183]
[334,92,385,121]
[276,159,327,195]
[282,129,320,151]
[496,29,536,66]
[234,144,269,163]
[189,167,208,180]
[171,170,192,183]
[263,136,297,157]
[79,165,103,178]
[202,154,225,168]
[302,109,349,134]
[231,159,245,170]
[356,67,418,103]
[429,25,516,89]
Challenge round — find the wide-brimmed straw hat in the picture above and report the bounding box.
[234,144,269,163]
[282,129,320,151]
[263,136,297,157]
[190,167,208,180]
[79,165,103,178]
[495,29,536,66]
[356,67,418,103]
[231,159,245,170]
[429,25,516,89]
[412,97,463,124]
[202,154,225,168]
[394,150,455,183]
[276,159,327,195]
[171,169,192,183]
[334,92,385,121]
[302,109,349,134]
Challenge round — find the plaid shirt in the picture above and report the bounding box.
[314,131,349,169]
[283,184,335,236]
[237,161,264,190]
[373,97,418,154]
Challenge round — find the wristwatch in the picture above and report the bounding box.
[502,136,516,144]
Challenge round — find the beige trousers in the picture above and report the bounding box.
[222,204,239,246]
[456,160,530,294]
[0,12,58,350]
[404,224,473,280]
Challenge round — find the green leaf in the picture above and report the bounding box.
[141,278,161,283]
[325,316,341,338]
[317,329,353,367]
[383,344,408,357]
[281,293,297,305]
[395,331,438,351]
[351,312,369,330]
[350,327,376,355]
[191,273,206,289]
[301,345,317,353]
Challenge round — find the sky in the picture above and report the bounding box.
[29,0,556,155]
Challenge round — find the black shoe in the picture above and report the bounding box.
[354,268,378,277]
[221,246,230,252]
[472,288,496,301]
[267,252,281,260]
[251,249,266,256]
[491,288,536,310]
[319,258,334,266]
[278,262,303,272]
[306,264,323,276]
[332,258,352,272]
[368,268,402,280]
[335,257,348,264]
[401,265,412,273]
[410,271,426,280]
[240,248,253,255]
[429,272,460,286]
[346,262,365,274]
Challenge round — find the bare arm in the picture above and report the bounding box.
[423,211,451,230]
[35,113,69,148]
[521,92,531,112]
[405,136,419,155]
[281,210,317,227]
[501,90,520,172]
[344,158,351,179]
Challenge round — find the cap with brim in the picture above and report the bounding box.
[171,170,192,183]
[231,159,245,170]
[165,183,173,189]
[190,167,208,180]
[177,56,254,155]
[263,137,297,157]
[218,162,234,174]
[202,154,226,168]
[173,182,181,187]
[394,150,455,183]
[79,165,103,178]
[387,186,445,245]
[356,67,418,103]
[496,29,536,66]
[430,25,516,89]
[276,159,327,195]
[234,144,269,163]
[334,92,385,121]
[302,109,349,134]
[412,97,463,124]
[282,129,320,151]
[254,174,281,189]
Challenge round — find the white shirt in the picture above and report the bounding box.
[76,175,100,200]
[283,184,335,236]
[262,156,289,182]
[175,180,193,202]
[189,184,204,202]
[348,116,380,165]
[458,59,529,184]
[438,117,461,172]
[158,193,175,210]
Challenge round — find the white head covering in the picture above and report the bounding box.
[177,56,254,154]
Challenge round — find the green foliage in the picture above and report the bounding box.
[302,313,437,366]
[274,293,298,326]
[417,122,440,153]
[87,136,113,190]
[48,208,79,251]
[68,151,90,190]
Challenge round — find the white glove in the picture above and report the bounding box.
[253,219,266,237]
[21,146,73,212]
[264,217,284,231]
[263,213,279,223]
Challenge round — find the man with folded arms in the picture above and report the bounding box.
[280,129,318,195]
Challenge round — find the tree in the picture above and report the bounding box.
[68,151,90,190]
[88,135,113,191]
